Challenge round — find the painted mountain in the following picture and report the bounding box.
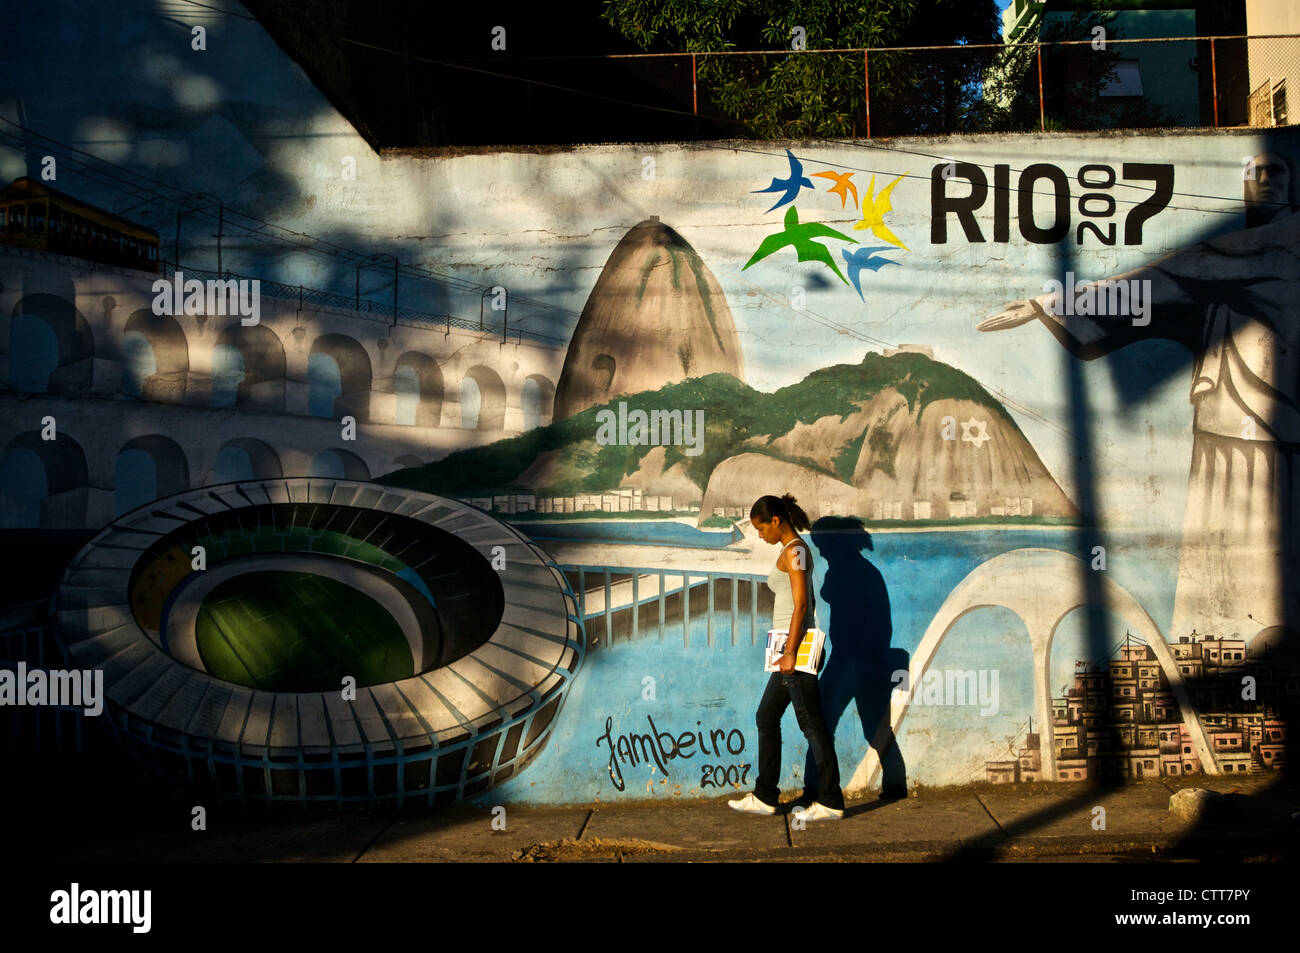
[381,351,1078,524]
[552,216,744,420]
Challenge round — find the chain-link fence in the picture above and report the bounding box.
[452,34,1299,140]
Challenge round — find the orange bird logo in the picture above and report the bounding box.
[811,170,859,209]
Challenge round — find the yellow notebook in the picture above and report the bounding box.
[764,628,826,674]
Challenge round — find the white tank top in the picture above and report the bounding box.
[768,539,816,633]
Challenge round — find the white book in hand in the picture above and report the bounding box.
[764,628,825,674]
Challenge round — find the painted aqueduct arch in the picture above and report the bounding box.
[846,548,1220,794]
[113,434,189,516]
[1,284,557,433]
[0,259,563,528]
[213,323,287,412]
[0,429,89,528]
[8,292,95,396]
[122,308,188,402]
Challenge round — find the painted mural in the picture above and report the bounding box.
[377,137,1298,803]
[0,0,1295,812]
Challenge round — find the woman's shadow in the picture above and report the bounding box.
[804,515,908,800]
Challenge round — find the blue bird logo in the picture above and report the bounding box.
[841,246,899,300]
[751,149,815,213]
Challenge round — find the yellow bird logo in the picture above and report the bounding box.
[854,172,909,251]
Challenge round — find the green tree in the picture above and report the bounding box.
[975,7,1172,132]
[601,0,1001,138]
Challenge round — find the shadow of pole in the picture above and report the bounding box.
[943,234,1118,860]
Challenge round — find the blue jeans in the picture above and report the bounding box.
[753,670,845,811]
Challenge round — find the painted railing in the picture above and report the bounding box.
[0,598,84,753]
[559,565,772,648]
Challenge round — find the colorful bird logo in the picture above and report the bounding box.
[854,172,910,251]
[811,170,859,209]
[841,246,900,300]
[751,149,815,213]
[743,207,857,285]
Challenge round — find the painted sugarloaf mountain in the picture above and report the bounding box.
[553,216,744,420]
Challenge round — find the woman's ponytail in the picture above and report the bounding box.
[780,493,811,531]
[750,493,811,531]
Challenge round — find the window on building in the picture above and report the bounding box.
[1092,48,1149,97]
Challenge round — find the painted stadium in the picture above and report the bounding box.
[52,478,586,809]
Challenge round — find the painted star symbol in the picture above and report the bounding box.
[960,417,991,450]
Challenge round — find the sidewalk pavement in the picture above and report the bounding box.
[48,773,1297,863]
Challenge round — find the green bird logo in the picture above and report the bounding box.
[743,207,858,285]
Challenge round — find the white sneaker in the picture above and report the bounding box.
[728,793,777,815]
[792,802,845,822]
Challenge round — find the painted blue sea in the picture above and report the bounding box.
[479,526,1181,804]
[507,517,740,549]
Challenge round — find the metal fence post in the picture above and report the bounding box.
[1210,37,1219,128]
[691,53,698,114]
[1037,43,1046,132]
[864,48,871,139]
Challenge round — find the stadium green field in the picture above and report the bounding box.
[195,570,414,692]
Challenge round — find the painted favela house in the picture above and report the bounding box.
[0,0,1295,815]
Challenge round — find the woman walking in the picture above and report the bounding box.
[729,494,845,821]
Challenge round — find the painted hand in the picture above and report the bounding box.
[976,298,1044,332]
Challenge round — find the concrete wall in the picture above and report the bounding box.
[2,0,1297,803]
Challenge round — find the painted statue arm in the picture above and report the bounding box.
[979,213,1300,356]
[977,255,1205,359]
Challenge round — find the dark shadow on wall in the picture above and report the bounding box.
[948,139,1300,862]
[939,228,1120,861]
[803,515,908,802]
[1171,136,1300,862]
